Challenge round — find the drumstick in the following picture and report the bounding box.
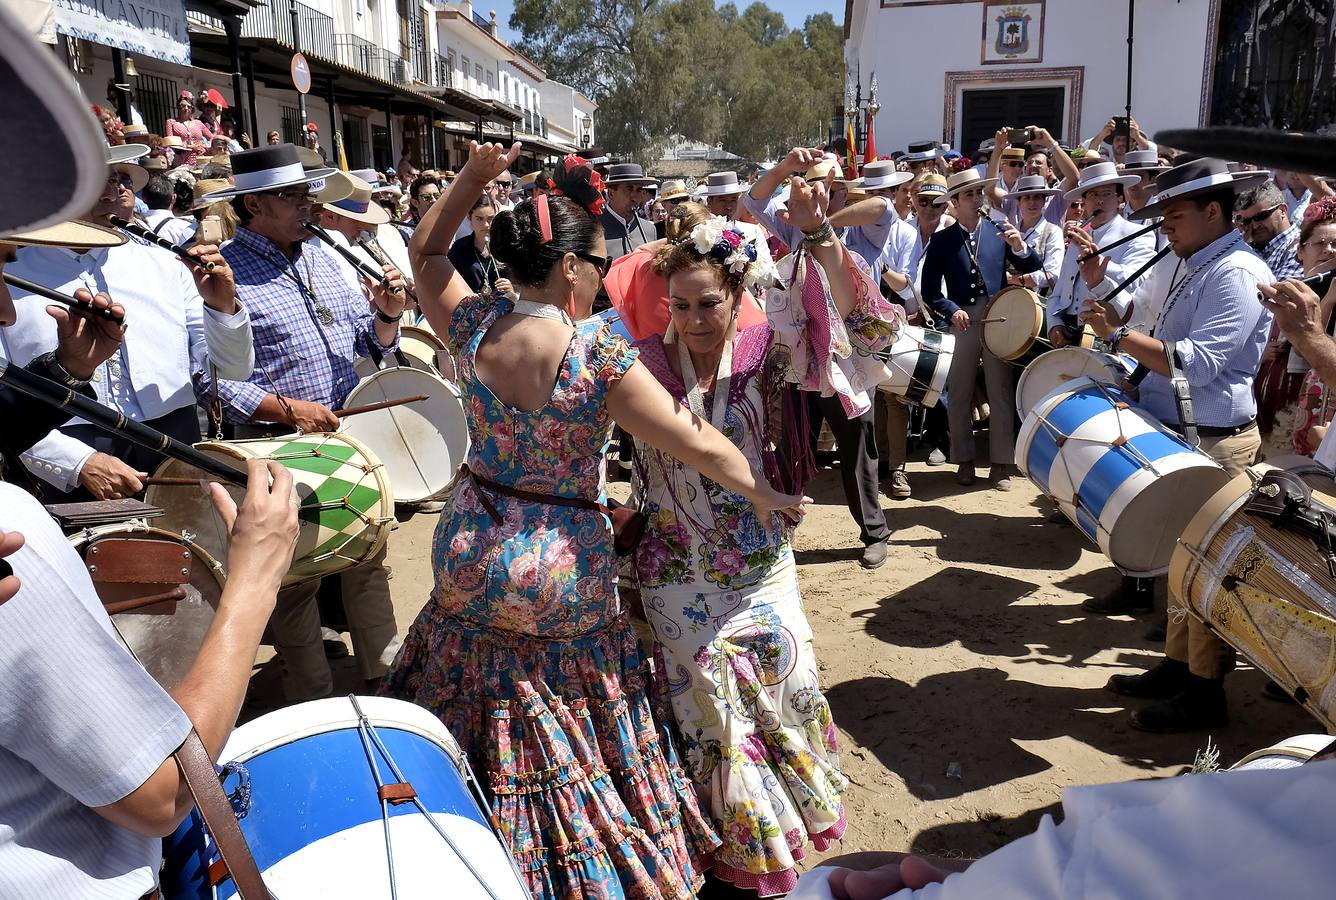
[108,215,216,271]
[333,393,429,418]
[980,316,1008,324]
[1078,219,1163,262]
[143,476,205,487]
[2,273,126,325]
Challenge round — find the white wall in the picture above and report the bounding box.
[846,0,1214,155]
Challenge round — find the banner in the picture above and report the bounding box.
[53,0,191,66]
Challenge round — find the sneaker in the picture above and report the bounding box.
[889,469,911,499]
[1129,676,1229,733]
[860,539,889,569]
[955,463,976,486]
[1106,657,1189,699]
[927,448,947,466]
[989,464,1014,491]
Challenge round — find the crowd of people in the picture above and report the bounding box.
[4,7,1336,894]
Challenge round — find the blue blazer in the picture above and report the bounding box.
[920,219,1041,319]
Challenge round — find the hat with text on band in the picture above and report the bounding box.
[1003,174,1063,200]
[904,140,943,162]
[1120,149,1170,176]
[1062,161,1141,204]
[315,171,390,225]
[0,0,111,235]
[914,173,949,202]
[1129,157,1271,222]
[200,144,337,202]
[854,159,913,192]
[936,169,996,205]
[702,171,748,196]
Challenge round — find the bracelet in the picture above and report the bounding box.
[375,309,402,325]
[34,351,91,389]
[1108,324,1131,352]
[801,220,835,245]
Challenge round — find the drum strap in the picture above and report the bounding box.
[174,729,274,899]
[1123,349,1197,447]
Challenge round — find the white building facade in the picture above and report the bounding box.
[539,79,598,153]
[844,0,1222,156]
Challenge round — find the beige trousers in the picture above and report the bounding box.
[874,392,911,470]
[945,304,1015,466]
[1165,425,1261,678]
[268,543,401,702]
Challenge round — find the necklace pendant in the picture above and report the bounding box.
[316,304,335,327]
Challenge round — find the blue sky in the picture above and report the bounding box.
[488,0,844,43]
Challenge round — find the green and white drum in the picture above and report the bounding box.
[147,432,395,586]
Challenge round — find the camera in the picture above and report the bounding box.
[1112,116,1131,139]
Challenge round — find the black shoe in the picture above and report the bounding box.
[323,638,350,659]
[1082,582,1154,615]
[1107,657,1189,699]
[1262,679,1299,704]
[860,539,889,570]
[1144,617,1167,642]
[1129,676,1228,733]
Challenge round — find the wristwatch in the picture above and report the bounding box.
[375,309,402,325]
[33,351,91,389]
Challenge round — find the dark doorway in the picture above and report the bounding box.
[960,86,1065,156]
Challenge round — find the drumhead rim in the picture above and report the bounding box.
[67,520,227,584]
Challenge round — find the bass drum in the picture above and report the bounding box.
[1016,346,1135,419]
[875,325,953,408]
[162,696,529,900]
[1230,734,1336,772]
[354,326,454,381]
[68,522,224,691]
[1170,456,1336,730]
[341,366,470,505]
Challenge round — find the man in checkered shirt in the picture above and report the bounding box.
[200,145,406,701]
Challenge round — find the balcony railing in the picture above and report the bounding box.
[241,0,335,61]
[433,53,453,88]
[471,11,490,31]
[334,34,411,84]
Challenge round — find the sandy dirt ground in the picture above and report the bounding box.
[244,447,1322,870]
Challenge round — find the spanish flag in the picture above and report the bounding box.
[846,116,858,177]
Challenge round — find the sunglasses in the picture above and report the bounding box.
[105,173,136,191]
[1235,204,1282,227]
[1003,160,1024,168]
[265,189,313,203]
[914,196,939,207]
[575,251,611,277]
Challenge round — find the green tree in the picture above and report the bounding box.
[509,0,840,163]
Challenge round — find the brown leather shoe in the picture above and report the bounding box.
[1107,657,1189,699]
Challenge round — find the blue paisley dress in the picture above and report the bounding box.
[382,294,718,900]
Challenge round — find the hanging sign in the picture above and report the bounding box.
[53,0,191,66]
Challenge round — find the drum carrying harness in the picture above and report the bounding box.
[1242,468,1336,579]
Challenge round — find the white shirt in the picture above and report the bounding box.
[0,483,192,898]
[1016,218,1063,291]
[1046,214,1157,328]
[319,229,381,297]
[141,209,197,248]
[373,223,414,280]
[789,760,1336,900]
[3,242,253,490]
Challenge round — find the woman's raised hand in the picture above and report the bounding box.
[464,140,522,184]
[779,174,833,234]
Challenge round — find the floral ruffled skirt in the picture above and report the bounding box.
[381,602,718,900]
[642,552,847,896]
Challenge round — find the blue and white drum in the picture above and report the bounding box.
[1016,377,1231,576]
[162,696,528,900]
[875,324,954,408]
[1015,347,1136,419]
[592,308,633,344]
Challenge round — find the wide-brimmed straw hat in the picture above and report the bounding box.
[1003,174,1063,200]
[199,144,337,202]
[658,178,690,201]
[701,171,748,197]
[936,169,996,205]
[904,141,943,163]
[854,160,913,192]
[1,220,128,248]
[317,172,390,226]
[803,156,846,183]
[1129,157,1271,221]
[1063,161,1141,204]
[159,135,186,150]
[0,2,110,235]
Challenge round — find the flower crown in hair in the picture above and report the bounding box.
[1303,195,1336,227]
[688,218,777,292]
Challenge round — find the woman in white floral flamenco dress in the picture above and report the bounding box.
[631,173,904,895]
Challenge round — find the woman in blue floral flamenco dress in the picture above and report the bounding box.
[631,169,903,895]
[381,141,809,900]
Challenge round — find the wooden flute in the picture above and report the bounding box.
[2,272,125,325]
[303,222,402,294]
[108,215,216,271]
